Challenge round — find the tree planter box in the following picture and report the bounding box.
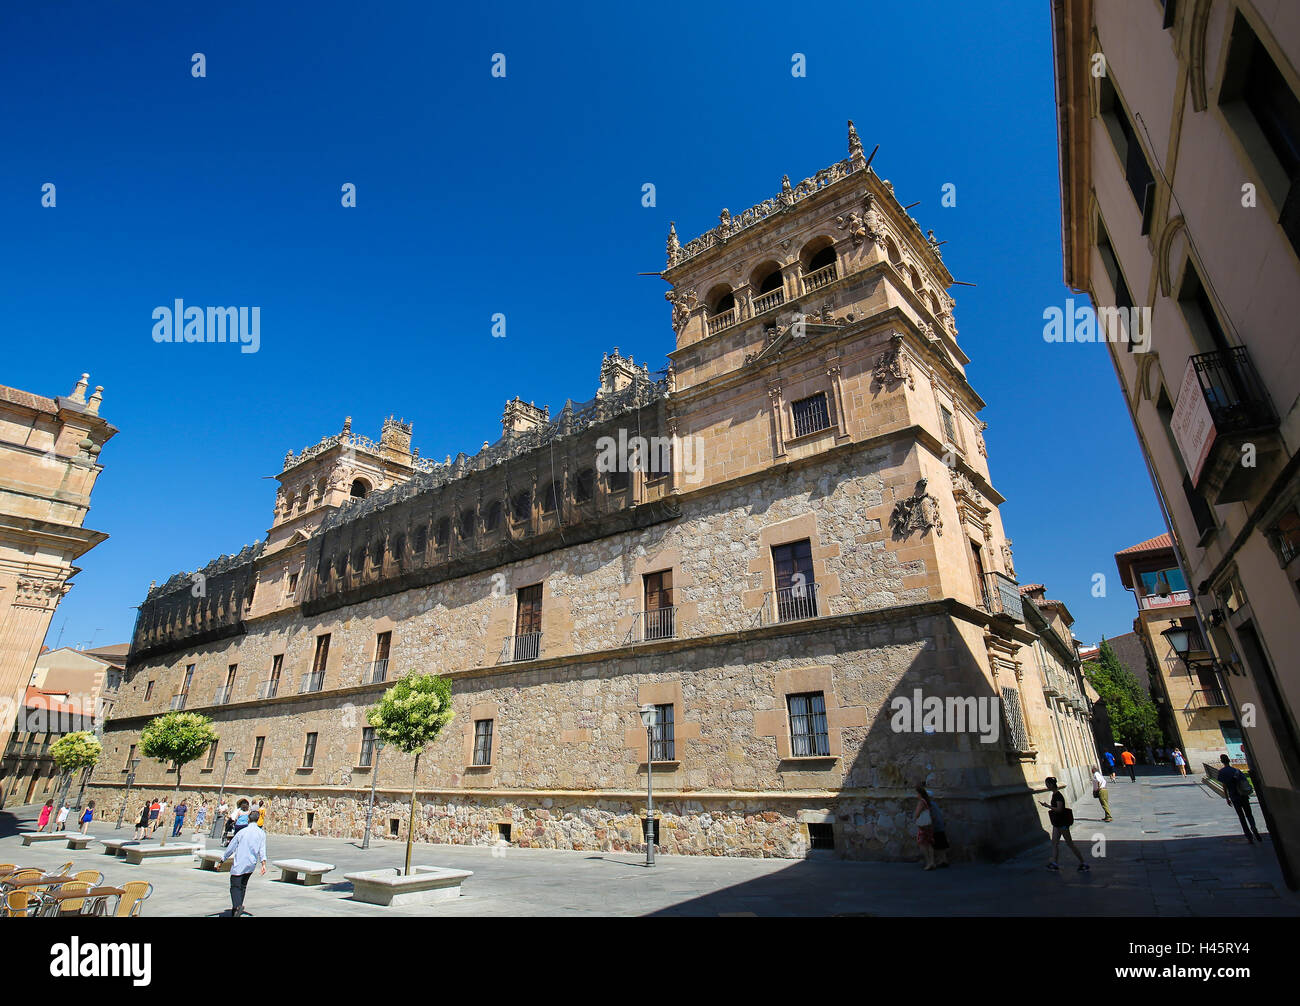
[344,866,472,907]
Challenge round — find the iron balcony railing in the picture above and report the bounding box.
[981,571,1023,622]
[299,671,326,694]
[257,678,280,700]
[1189,346,1276,437]
[756,582,822,625]
[499,632,542,663]
[213,685,234,705]
[625,606,678,644]
[169,693,188,711]
[1041,667,1061,696]
[1187,687,1229,711]
[363,659,389,685]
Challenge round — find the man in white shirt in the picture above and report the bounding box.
[221,815,267,917]
[1092,766,1112,822]
[55,804,70,831]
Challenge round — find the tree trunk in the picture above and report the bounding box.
[161,763,182,846]
[405,752,420,876]
[75,764,94,812]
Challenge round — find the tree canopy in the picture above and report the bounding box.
[1082,638,1162,750]
[366,673,455,754]
[139,711,218,768]
[49,731,102,773]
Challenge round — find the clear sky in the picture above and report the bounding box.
[0,0,1163,651]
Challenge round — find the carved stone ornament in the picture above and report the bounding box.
[976,420,988,458]
[837,210,868,247]
[665,288,696,333]
[15,576,71,610]
[1002,540,1016,580]
[873,333,914,389]
[891,478,943,538]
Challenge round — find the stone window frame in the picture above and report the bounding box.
[741,513,842,619]
[623,680,699,769]
[616,547,698,642]
[754,665,865,765]
[463,701,499,772]
[248,735,265,772]
[769,358,851,459]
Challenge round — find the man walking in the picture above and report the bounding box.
[1092,766,1113,822]
[1120,747,1137,782]
[172,799,188,837]
[220,805,267,917]
[1217,754,1264,843]
[1102,749,1116,782]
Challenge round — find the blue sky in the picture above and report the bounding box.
[0,0,1162,651]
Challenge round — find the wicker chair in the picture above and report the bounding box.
[0,869,43,892]
[52,861,75,876]
[4,889,36,917]
[0,864,16,874]
[73,870,103,887]
[37,880,90,917]
[113,881,153,917]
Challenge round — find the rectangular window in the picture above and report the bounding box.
[287,571,299,598]
[513,584,543,660]
[1001,686,1031,752]
[144,681,154,701]
[359,726,376,768]
[302,732,317,769]
[771,540,818,621]
[250,736,265,770]
[971,540,989,607]
[126,743,136,768]
[940,405,957,444]
[642,570,675,640]
[788,691,830,757]
[375,631,391,662]
[807,822,835,850]
[270,654,283,692]
[206,741,218,770]
[790,392,832,438]
[225,664,237,697]
[1137,566,1188,596]
[651,703,675,761]
[182,664,195,693]
[312,634,330,673]
[473,719,494,766]
[1099,74,1157,232]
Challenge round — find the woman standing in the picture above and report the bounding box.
[1172,748,1187,776]
[1041,777,1090,872]
[36,800,53,832]
[134,801,151,840]
[79,801,95,834]
[914,785,936,870]
[920,785,950,867]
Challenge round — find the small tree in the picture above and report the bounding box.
[50,731,102,825]
[140,712,218,845]
[1083,638,1161,753]
[366,674,454,875]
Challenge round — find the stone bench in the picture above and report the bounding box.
[197,851,232,872]
[122,843,201,866]
[20,832,74,846]
[99,839,140,856]
[66,834,97,850]
[272,859,335,886]
[344,866,472,907]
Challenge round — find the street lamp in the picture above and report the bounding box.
[362,739,386,850]
[639,703,658,868]
[211,749,237,839]
[115,758,142,830]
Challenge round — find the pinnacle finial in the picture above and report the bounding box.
[69,373,89,404]
[848,120,865,167]
[86,386,103,415]
[666,222,679,265]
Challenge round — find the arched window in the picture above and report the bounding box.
[334,552,347,578]
[512,490,532,522]
[808,245,836,272]
[484,500,503,532]
[543,481,560,513]
[413,525,428,555]
[909,266,923,291]
[574,469,595,504]
[350,478,370,499]
[609,469,631,493]
[390,534,406,565]
[351,546,366,572]
[706,284,735,315]
[751,261,783,295]
[434,517,451,547]
[459,508,476,539]
[370,539,384,566]
[884,237,902,265]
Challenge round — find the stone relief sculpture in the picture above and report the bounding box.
[1002,540,1016,579]
[872,332,914,389]
[891,478,943,538]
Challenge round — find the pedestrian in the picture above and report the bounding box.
[55,802,71,832]
[36,800,53,832]
[148,798,161,834]
[134,801,150,840]
[157,799,168,834]
[920,785,950,867]
[195,804,208,832]
[221,811,267,917]
[1041,776,1090,872]
[914,786,936,870]
[256,800,266,828]
[1217,754,1263,843]
[1092,766,1113,822]
[1120,748,1137,782]
[1172,748,1187,776]
[1102,749,1116,782]
[231,798,251,837]
[172,799,188,837]
[79,801,95,834]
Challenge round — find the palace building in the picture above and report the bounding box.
[95,125,1092,860]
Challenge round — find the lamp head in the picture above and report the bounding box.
[639,703,657,729]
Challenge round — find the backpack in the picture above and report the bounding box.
[1236,774,1254,799]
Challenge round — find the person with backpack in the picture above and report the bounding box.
[1217,754,1263,843]
[1040,776,1090,872]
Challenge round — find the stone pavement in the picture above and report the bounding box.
[2,769,1295,916]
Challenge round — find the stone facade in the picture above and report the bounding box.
[95,125,1091,860]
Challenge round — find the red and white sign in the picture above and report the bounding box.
[1171,358,1216,484]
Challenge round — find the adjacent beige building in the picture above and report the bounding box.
[1053,0,1300,884]
[0,376,115,760]
[97,125,1091,860]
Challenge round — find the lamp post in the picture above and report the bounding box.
[211,749,237,839]
[362,739,385,850]
[639,704,658,868]
[115,758,142,830]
